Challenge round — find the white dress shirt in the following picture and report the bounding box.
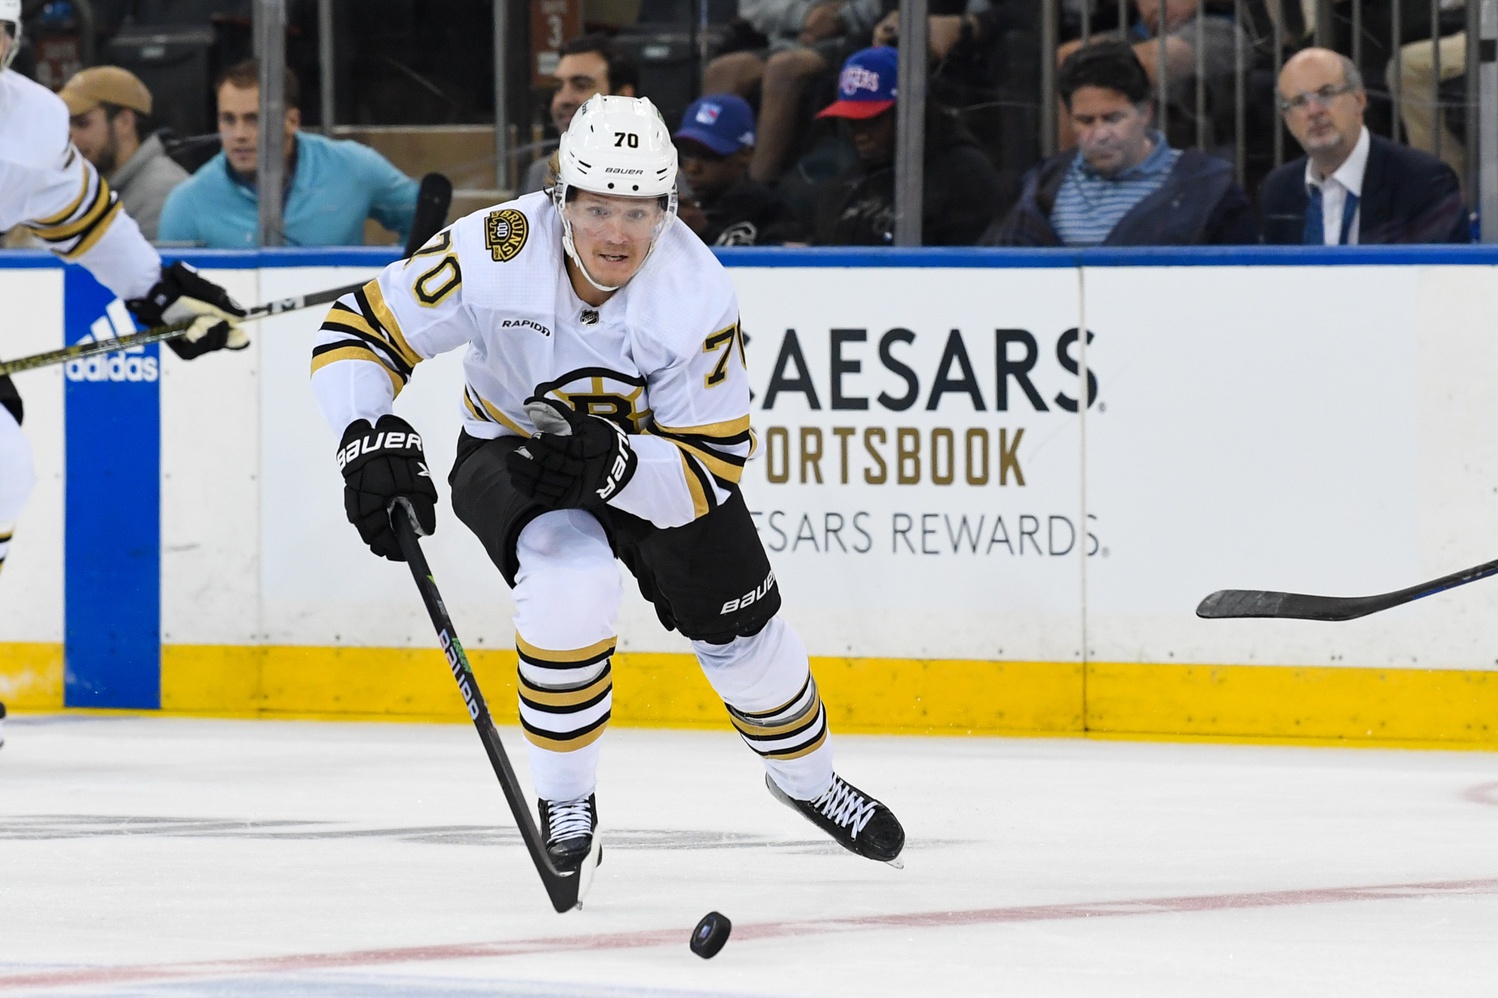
[1303,125,1370,245]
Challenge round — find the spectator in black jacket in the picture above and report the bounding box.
[1259,47,1469,245]
[810,46,1005,245]
[675,94,804,246]
[984,40,1254,246]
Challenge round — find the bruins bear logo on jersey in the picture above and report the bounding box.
[485,208,528,262]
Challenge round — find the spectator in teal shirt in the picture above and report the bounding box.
[159,61,418,248]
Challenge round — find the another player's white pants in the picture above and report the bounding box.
[0,405,36,572]
[512,509,834,803]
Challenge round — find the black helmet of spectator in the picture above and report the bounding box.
[1056,40,1152,109]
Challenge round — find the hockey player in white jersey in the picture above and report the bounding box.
[311,94,904,873]
[0,2,247,747]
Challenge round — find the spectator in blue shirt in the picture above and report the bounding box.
[158,61,418,248]
[986,41,1254,247]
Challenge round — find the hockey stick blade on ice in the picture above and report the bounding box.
[402,173,454,258]
[1196,556,1498,621]
[388,499,601,913]
[0,279,368,376]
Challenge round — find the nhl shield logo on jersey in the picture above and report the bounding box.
[485,208,529,262]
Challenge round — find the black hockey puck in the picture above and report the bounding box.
[690,911,731,958]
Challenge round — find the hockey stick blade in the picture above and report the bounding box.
[0,279,368,376]
[403,172,454,258]
[1196,556,1498,621]
[388,499,599,913]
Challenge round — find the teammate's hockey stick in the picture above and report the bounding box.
[1196,556,1498,621]
[403,172,454,258]
[0,280,367,376]
[0,173,452,378]
[388,498,602,913]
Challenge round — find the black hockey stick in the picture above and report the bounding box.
[387,498,601,913]
[0,280,367,376]
[1196,556,1498,621]
[403,172,454,258]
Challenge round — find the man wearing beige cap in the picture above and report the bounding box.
[60,66,186,241]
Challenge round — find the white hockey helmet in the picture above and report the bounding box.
[552,93,678,293]
[0,0,21,74]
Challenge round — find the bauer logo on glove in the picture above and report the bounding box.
[506,395,638,509]
[337,413,437,561]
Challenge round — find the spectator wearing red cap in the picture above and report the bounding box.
[675,94,804,246]
[60,66,186,241]
[810,46,1006,246]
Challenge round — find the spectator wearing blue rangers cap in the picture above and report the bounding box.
[674,93,804,246]
[811,46,1006,246]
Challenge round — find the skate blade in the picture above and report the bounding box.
[884,857,904,870]
[573,828,603,910]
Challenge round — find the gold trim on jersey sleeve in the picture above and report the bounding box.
[359,280,422,368]
[311,343,404,395]
[29,169,90,228]
[30,175,112,241]
[61,199,122,259]
[652,414,752,440]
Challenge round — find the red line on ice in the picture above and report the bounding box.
[4,876,1496,991]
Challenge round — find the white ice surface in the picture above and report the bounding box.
[2,716,1497,996]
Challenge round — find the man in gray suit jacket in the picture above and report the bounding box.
[61,66,187,242]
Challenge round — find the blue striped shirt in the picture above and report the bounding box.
[1051,134,1180,247]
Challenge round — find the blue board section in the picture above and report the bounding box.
[63,268,161,709]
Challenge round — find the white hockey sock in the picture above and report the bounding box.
[512,510,621,802]
[693,617,835,800]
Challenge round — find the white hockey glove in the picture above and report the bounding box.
[127,261,249,360]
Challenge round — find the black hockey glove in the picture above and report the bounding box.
[337,414,437,561]
[506,396,638,509]
[126,261,249,360]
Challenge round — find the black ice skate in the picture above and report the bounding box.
[767,773,905,866]
[538,794,601,874]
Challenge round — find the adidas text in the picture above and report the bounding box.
[65,353,159,383]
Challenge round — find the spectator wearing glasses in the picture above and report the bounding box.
[674,94,803,246]
[985,40,1253,247]
[1259,47,1468,245]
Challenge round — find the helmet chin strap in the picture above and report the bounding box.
[560,213,623,294]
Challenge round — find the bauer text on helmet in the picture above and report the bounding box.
[553,94,679,295]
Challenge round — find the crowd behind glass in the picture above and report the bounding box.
[1,0,1479,250]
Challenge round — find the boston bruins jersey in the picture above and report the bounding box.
[311,192,751,529]
[0,69,160,300]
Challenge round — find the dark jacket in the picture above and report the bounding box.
[811,107,1007,247]
[983,146,1257,247]
[1258,133,1470,244]
[699,179,804,246]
